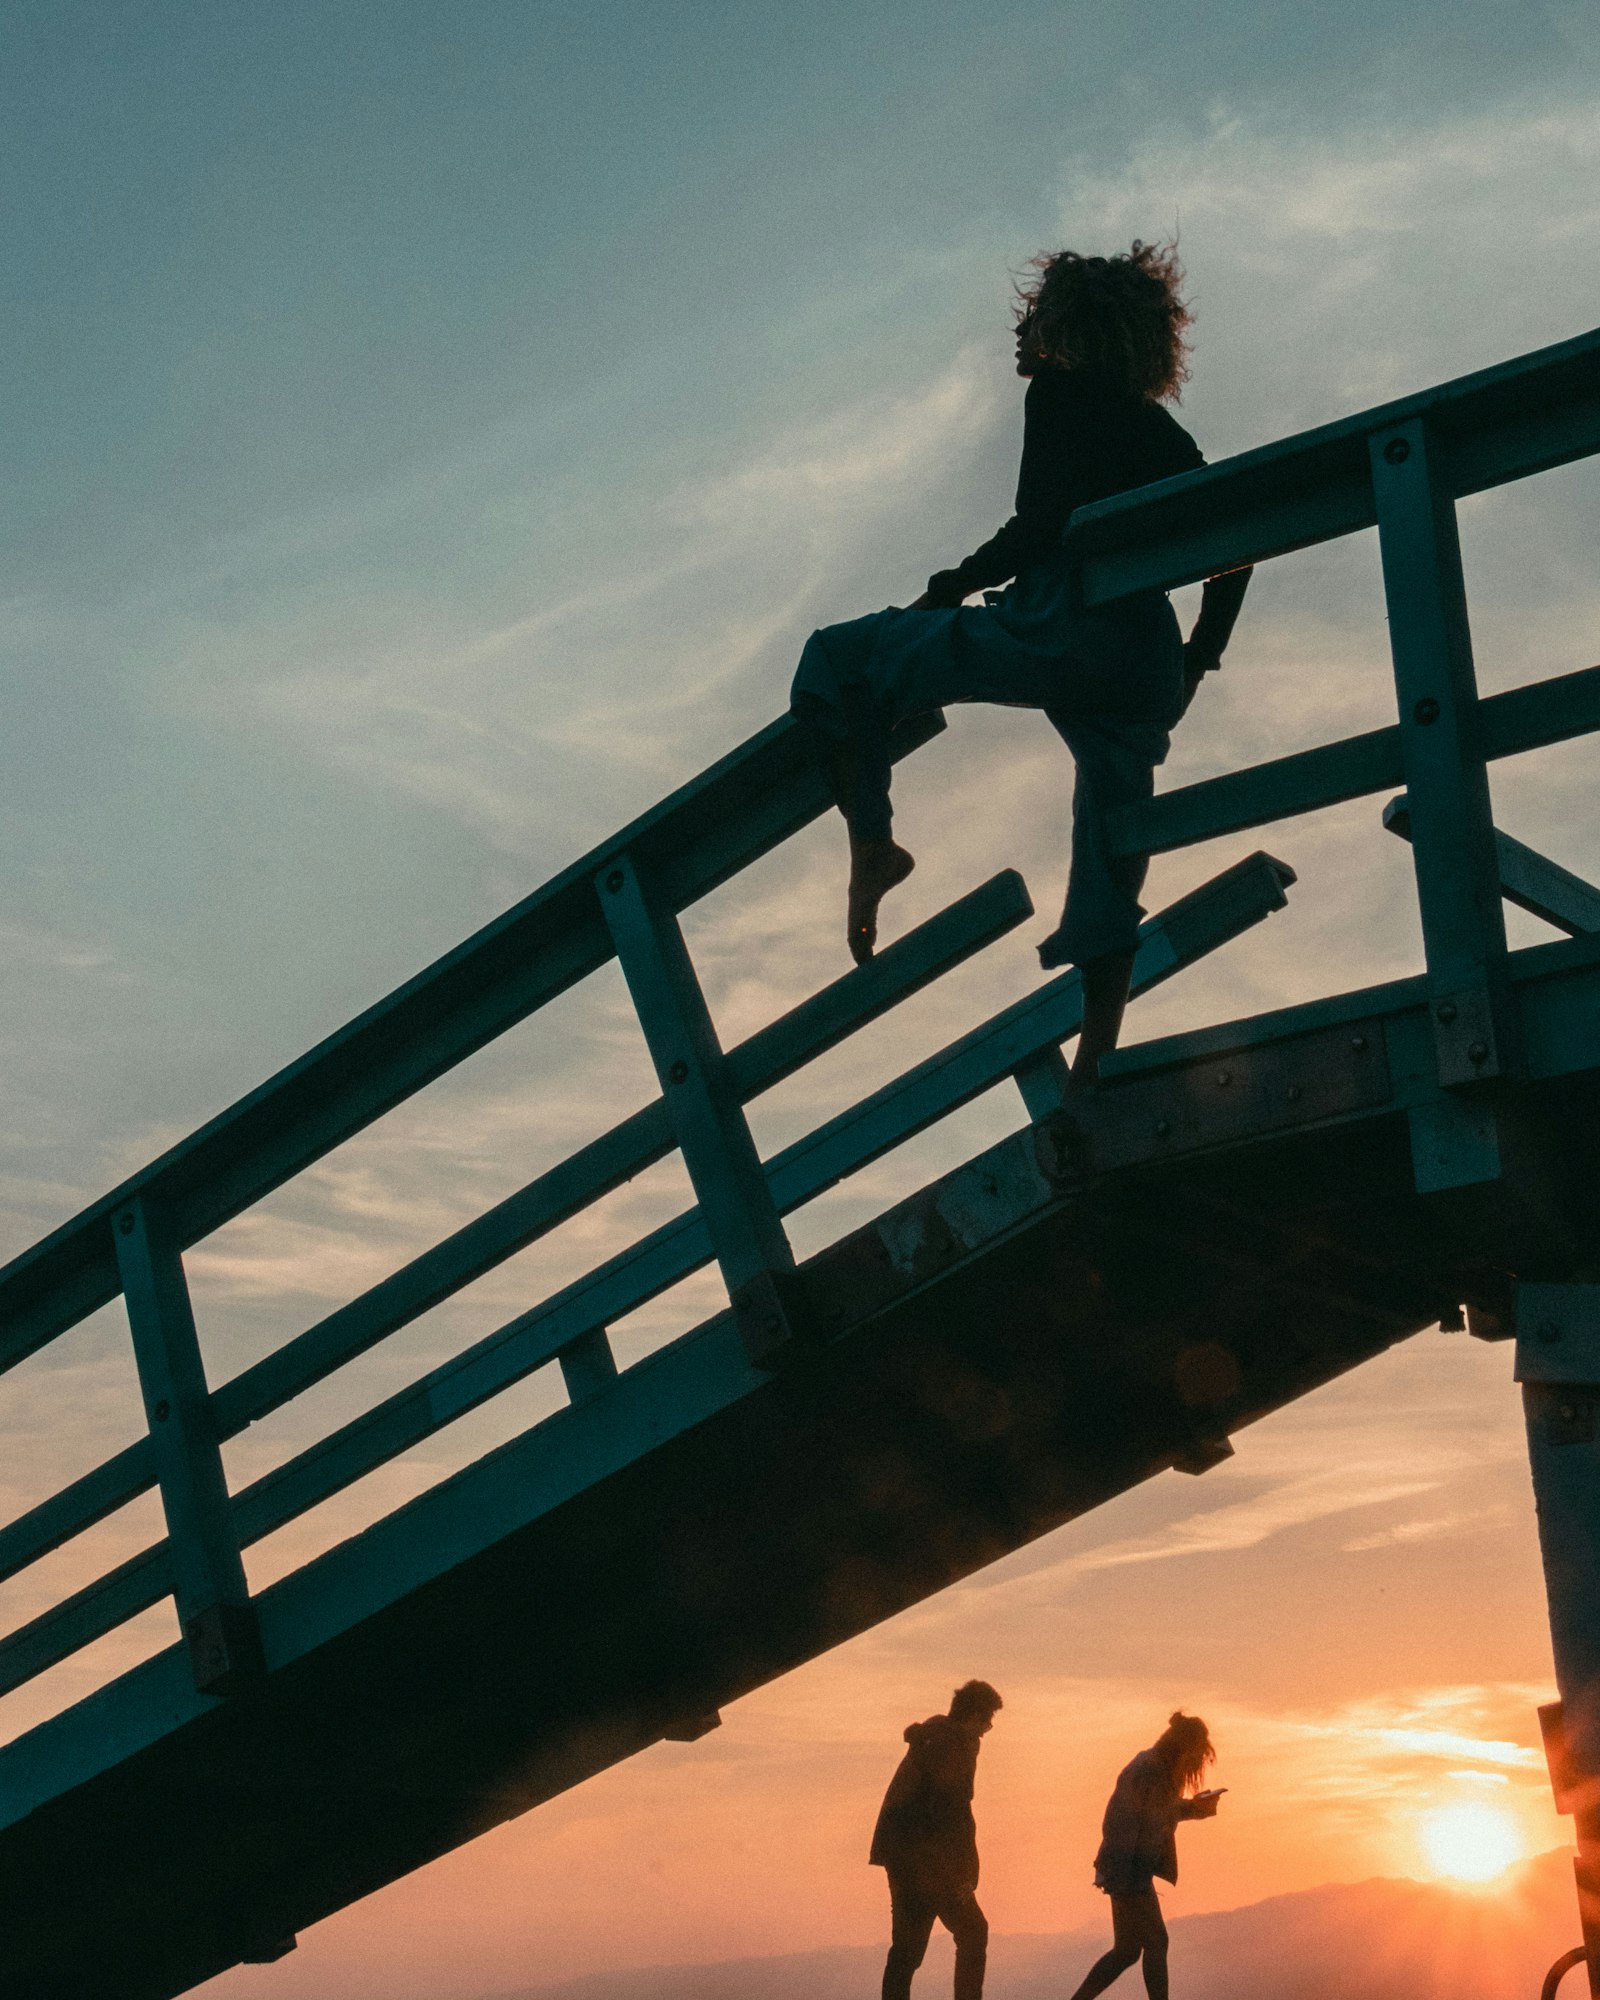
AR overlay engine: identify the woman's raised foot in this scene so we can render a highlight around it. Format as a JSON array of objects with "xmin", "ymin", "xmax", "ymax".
[{"xmin": 846, "ymin": 839, "xmax": 915, "ymax": 964}]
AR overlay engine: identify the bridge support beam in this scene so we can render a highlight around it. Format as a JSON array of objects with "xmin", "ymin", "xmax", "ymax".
[
  {"xmin": 597, "ymin": 851, "xmax": 807, "ymax": 1365},
  {"xmin": 1517, "ymin": 1282, "xmax": 1600, "ymax": 1996},
  {"xmin": 114, "ymin": 1194, "xmax": 261, "ymax": 1694}
]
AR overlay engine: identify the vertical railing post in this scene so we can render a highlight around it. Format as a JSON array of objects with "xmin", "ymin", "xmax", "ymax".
[
  {"xmin": 1370, "ymin": 417, "xmax": 1515, "ymax": 1088},
  {"xmin": 115, "ymin": 1194, "xmax": 261, "ymax": 1693},
  {"xmin": 1516, "ymin": 1283, "xmax": 1600, "ymax": 1997},
  {"xmin": 596, "ymin": 851, "xmax": 807, "ymax": 1365}
]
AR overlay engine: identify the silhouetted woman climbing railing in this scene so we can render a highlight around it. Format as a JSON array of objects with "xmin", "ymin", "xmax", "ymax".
[{"xmin": 791, "ymin": 242, "xmax": 1252, "ymax": 1081}]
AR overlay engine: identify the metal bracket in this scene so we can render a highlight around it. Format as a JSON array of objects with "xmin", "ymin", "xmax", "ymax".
[
  {"xmin": 1517, "ymin": 1285, "xmax": 1600, "ymax": 1387},
  {"xmin": 184, "ymin": 1601, "xmax": 265, "ymax": 1696},
  {"xmin": 730, "ymin": 1266, "xmax": 815, "ymax": 1368}
]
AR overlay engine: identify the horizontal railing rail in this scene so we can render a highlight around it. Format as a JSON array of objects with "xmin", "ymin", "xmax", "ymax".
[
  {"xmin": 1067, "ymin": 322, "xmax": 1600, "ymax": 605},
  {"xmin": 3, "ymin": 320, "xmax": 1598, "ymax": 1714},
  {"xmin": 1108, "ymin": 660, "xmax": 1600, "ymax": 860}
]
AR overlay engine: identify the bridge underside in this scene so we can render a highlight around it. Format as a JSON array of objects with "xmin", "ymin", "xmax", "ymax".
[{"xmin": 6, "ymin": 939, "xmax": 1600, "ymax": 2000}]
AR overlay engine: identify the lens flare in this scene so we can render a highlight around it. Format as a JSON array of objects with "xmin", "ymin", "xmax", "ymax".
[{"xmin": 1418, "ymin": 1802, "xmax": 1525, "ymax": 1881}]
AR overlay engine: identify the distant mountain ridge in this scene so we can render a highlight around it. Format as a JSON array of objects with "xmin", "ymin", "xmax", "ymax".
[{"xmin": 487, "ymin": 1847, "xmax": 1581, "ymax": 2000}]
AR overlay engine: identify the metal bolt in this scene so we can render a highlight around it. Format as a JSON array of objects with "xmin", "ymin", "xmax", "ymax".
[
  {"xmin": 1350, "ymin": 1035, "xmax": 1367, "ymax": 1052},
  {"xmin": 118, "ymin": 1212, "xmax": 135, "ymax": 1236},
  {"xmin": 1155, "ymin": 1118, "xmax": 1172, "ymax": 1138},
  {"xmin": 1413, "ymin": 697, "xmax": 1440, "ymax": 725},
  {"xmin": 1468, "ymin": 1040, "xmax": 1489, "ymax": 1065},
  {"xmin": 153, "ymin": 1399, "xmax": 170, "ymax": 1423},
  {"xmin": 1561, "ymin": 1404, "xmax": 1578, "ymax": 1423},
  {"xmin": 668, "ymin": 1059, "xmax": 690, "ymax": 1084},
  {"xmin": 1215, "ymin": 1069, "xmax": 1232, "ymax": 1087},
  {"xmin": 1287, "ymin": 1084, "xmax": 1303, "ymax": 1103},
  {"xmin": 1384, "ymin": 436, "xmax": 1411, "ymax": 465},
  {"xmin": 604, "ymin": 868, "xmax": 625, "ymax": 893},
  {"xmin": 1436, "ymin": 1002, "xmax": 1458, "ymax": 1025}
]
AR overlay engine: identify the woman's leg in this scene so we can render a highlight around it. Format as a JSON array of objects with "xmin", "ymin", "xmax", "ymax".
[
  {"xmin": 1137, "ymin": 1897, "xmax": 1169, "ymax": 2000},
  {"xmin": 792, "ymin": 621, "xmax": 928, "ymax": 964},
  {"xmin": 1038, "ymin": 719, "xmax": 1163, "ymax": 1078},
  {"xmin": 1067, "ymin": 1892, "xmax": 1158, "ymax": 2000},
  {"xmin": 1073, "ymin": 949, "xmax": 1137, "ymax": 1084},
  {"xmin": 1033, "ymin": 593, "xmax": 1184, "ymax": 1067}
]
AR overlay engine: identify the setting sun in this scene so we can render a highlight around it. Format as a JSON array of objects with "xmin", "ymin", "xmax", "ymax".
[{"xmin": 1419, "ymin": 1803, "xmax": 1526, "ymax": 1883}]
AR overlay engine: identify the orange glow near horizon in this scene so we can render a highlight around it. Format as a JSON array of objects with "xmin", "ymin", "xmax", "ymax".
[{"xmin": 1418, "ymin": 1803, "xmax": 1527, "ymax": 1883}]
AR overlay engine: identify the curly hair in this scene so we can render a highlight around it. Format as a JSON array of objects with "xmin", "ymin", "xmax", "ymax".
[{"xmin": 1014, "ymin": 241, "xmax": 1192, "ymax": 402}]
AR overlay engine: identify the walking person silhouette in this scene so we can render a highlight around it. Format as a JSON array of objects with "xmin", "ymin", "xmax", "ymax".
[
  {"xmin": 869, "ymin": 1679, "xmax": 1003, "ymax": 2000},
  {"xmin": 1067, "ymin": 1712, "xmax": 1223, "ymax": 2000},
  {"xmin": 790, "ymin": 243, "xmax": 1251, "ymax": 1082}
]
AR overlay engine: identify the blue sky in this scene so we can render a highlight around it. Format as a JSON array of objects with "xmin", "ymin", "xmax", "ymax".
[
  {"xmin": 3, "ymin": 0, "xmax": 1597, "ymax": 1170},
  {"xmin": 3, "ymin": 4, "xmax": 1600, "ymax": 1992}
]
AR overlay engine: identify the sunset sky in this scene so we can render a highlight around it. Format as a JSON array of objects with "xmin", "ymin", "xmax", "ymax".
[{"xmin": 3, "ymin": 3, "xmax": 1600, "ymax": 1996}]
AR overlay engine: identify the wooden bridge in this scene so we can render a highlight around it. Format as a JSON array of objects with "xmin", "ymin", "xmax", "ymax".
[{"xmin": 4, "ymin": 326, "xmax": 1600, "ymax": 1999}]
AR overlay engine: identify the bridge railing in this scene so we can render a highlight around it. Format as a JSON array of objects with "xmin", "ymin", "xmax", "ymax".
[{"xmin": 0, "ymin": 323, "xmax": 1597, "ymax": 1711}]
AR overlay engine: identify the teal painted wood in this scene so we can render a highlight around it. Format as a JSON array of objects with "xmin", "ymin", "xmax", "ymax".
[
  {"xmin": 113, "ymin": 1196, "xmax": 258, "ymax": 1692},
  {"xmin": 1012, "ymin": 1048, "xmax": 1075, "ymax": 1119},
  {"xmin": 1069, "ymin": 323, "xmax": 1600, "ymax": 606},
  {"xmin": 1384, "ymin": 794, "xmax": 1600, "ymax": 938},
  {"xmin": 1492, "ymin": 844, "xmax": 1600, "ymax": 939},
  {"xmin": 1109, "ymin": 661, "xmax": 1600, "ymax": 862},
  {"xmin": 0, "ymin": 852, "xmax": 1292, "ymax": 1698},
  {"xmin": 557, "ymin": 1329, "xmax": 620, "ymax": 1403},
  {"xmin": 0, "ymin": 709, "xmax": 946, "ymax": 1379},
  {"xmin": 597, "ymin": 849, "xmax": 800, "ymax": 1343},
  {"xmin": 1371, "ymin": 418, "xmax": 1513, "ymax": 1087},
  {"xmin": 0, "ymin": 871, "xmax": 1030, "ymax": 1590},
  {"xmin": 1105, "ymin": 927, "xmax": 1600, "ymax": 1090}
]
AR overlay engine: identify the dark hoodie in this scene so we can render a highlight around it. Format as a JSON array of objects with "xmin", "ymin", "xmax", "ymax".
[{"xmin": 869, "ymin": 1713, "xmax": 985, "ymax": 1889}]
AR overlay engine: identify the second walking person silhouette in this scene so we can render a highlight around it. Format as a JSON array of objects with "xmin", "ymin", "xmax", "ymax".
[
  {"xmin": 1067, "ymin": 1712, "xmax": 1222, "ymax": 2000},
  {"xmin": 870, "ymin": 1679, "xmax": 1004, "ymax": 2000}
]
